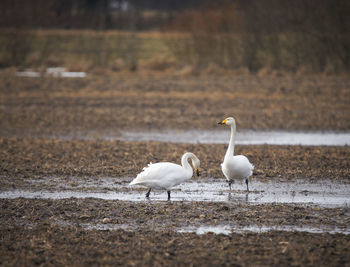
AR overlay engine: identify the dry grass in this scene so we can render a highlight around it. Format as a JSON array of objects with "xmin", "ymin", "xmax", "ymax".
[
  {"xmin": 0, "ymin": 29, "xmax": 176, "ymax": 72},
  {"xmin": 2, "ymin": 29, "xmax": 349, "ymax": 74}
]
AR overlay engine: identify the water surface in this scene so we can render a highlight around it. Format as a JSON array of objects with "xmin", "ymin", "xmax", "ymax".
[
  {"xmin": 176, "ymin": 224, "xmax": 350, "ymax": 235},
  {"xmin": 16, "ymin": 67, "xmax": 86, "ymax": 78},
  {"xmin": 119, "ymin": 130, "xmax": 350, "ymax": 146},
  {"xmin": 1, "ymin": 178, "xmax": 349, "ymax": 207}
]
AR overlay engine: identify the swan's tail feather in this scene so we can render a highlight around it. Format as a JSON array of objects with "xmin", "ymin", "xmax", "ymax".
[
  {"xmin": 129, "ymin": 179, "xmax": 138, "ymax": 185},
  {"xmin": 129, "ymin": 162, "xmax": 153, "ymax": 185},
  {"xmin": 250, "ymin": 163, "xmax": 254, "ymax": 176}
]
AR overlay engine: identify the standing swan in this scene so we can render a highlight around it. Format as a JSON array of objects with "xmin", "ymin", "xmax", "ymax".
[
  {"xmin": 218, "ymin": 117, "xmax": 254, "ymax": 192},
  {"xmin": 129, "ymin": 152, "xmax": 200, "ymax": 200}
]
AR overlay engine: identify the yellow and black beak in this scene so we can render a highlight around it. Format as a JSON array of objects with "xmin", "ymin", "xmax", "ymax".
[
  {"xmin": 218, "ymin": 119, "xmax": 226, "ymax": 125},
  {"xmin": 196, "ymin": 168, "xmax": 200, "ymax": 176}
]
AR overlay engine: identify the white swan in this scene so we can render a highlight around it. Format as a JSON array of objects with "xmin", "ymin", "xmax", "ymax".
[
  {"xmin": 129, "ymin": 152, "xmax": 200, "ymax": 200},
  {"xmin": 218, "ymin": 117, "xmax": 254, "ymax": 192}
]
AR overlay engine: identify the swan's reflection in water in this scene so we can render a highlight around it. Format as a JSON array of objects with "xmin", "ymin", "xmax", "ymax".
[{"xmin": 227, "ymin": 192, "xmax": 249, "ymax": 202}]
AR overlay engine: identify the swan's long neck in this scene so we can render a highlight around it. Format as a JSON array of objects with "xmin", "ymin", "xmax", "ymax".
[
  {"xmin": 225, "ymin": 123, "xmax": 236, "ymax": 160},
  {"xmin": 181, "ymin": 152, "xmax": 195, "ymax": 175}
]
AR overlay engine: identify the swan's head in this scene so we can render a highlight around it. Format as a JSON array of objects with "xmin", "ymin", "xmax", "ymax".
[
  {"xmin": 218, "ymin": 117, "xmax": 235, "ymax": 126},
  {"xmin": 191, "ymin": 157, "xmax": 201, "ymax": 176},
  {"xmin": 182, "ymin": 152, "xmax": 201, "ymax": 176}
]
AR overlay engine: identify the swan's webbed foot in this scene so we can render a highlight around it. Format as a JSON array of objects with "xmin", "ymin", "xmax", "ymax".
[
  {"xmin": 146, "ymin": 188, "xmax": 152, "ymax": 198},
  {"xmin": 228, "ymin": 181, "xmax": 232, "ymax": 190},
  {"xmin": 167, "ymin": 191, "xmax": 171, "ymax": 201},
  {"xmin": 245, "ymin": 179, "xmax": 249, "ymax": 192}
]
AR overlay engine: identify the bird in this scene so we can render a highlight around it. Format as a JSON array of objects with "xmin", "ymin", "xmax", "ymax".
[
  {"xmin": 218, "ymin": 117, "xmax": 254, "ymax": 192},
  {"xmin": 129, "ymin": 152, "xmax": 200, "ymax": 200}
]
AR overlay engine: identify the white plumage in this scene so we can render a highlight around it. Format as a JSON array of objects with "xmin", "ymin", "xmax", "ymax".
[
  {"xmin": 129, "ymin": 152, "xmax": 200, "ymax": 200},
  {"xmin": 221, "ymin": 155, "xmax": 253, "ymax": 181},
  {"xmin": 218, "ymin": 117, "xmax": 254, "ymax": 191}
]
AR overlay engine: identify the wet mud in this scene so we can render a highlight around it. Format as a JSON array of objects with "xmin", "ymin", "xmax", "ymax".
[{"xmin": 1, "ymin": 198, "xmax": 350, "ymax": 266}]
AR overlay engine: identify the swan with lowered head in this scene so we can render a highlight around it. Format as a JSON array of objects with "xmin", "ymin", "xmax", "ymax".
[
  {"xmin": 129, "ymin": 152, "xmax": 200, "ymax": 200},
  {"xmin": 218, "ymin": 117, "xmax": 254, "ymax": 192}
]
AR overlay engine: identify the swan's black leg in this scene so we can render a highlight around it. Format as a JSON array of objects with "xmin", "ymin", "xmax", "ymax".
[
  {"xmin": 146, "ymin": 188, "xmax": 152, "ymax": 198},
  {"xmin": 245, "ymin": 179, "xmax": 249, "ymax": 192},
  {"xmin": 228, "ymin": 181, "xmax": 232, "ymax": 190},
  {"xmin": 167, "ymin": 191, "xmax": 171, "ymax": 201}
]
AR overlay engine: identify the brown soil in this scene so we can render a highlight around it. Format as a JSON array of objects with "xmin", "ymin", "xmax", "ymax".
[
  {"xmin": 1, "ymin": 138, "xmax": 350, "ymax": 189},
  {"xmin": 1, "ymin": 74, "xmax": 350, "ymax": 137},
  {"xmin": 1, "ymin": 74, "xmax": 350, "ymax": 266}
]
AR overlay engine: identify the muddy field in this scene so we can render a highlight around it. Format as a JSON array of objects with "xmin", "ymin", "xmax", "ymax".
[
  {"xmin": 1, "ymin": 198, "xmax": 350, "ymax": 266},
  {"xmin": 1, "ymin": 73, "xmax": 350, "ymax": 266},
  {"xmin": 1, "ymin": 73, "xmax": 350, "ymax": 137}
]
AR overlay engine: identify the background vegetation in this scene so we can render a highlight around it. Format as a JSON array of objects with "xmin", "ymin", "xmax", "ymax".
[{"xmin": 0, "ymin": 0, "xmax": 349, "ymax": 73}]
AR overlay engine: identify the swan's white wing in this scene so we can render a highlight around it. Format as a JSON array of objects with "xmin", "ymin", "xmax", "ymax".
[
  {"xmin": 222, "ymin": 155, "xmax": 253, "ymax": 180},
  {"xmin": 130, "ymin": 162, "xmax": 190, "ymax": 189}
]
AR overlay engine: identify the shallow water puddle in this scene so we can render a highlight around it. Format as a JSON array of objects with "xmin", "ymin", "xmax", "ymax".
[
  {"xmin": 16, "ymin": 67, "xmax": 87, "ymax": 78},
  {"xmin": 27, "ymin": 176, "xmax": 130, "ymax": 189},
  {"xmin": 0, "ymin": 178, "xmax": 349, "ymax": 207},
  {"xmin": 176, "ymin": 225, "xmax": 350, "ymax": 235},
  {"xmin": 178, "ymin": 225, "xmax": 232, "ymax": 235},
  {"xmin": 69, "ymin": 130, "xmax": 350, "ymax": 146},
  {"xmin": 53, "ymin": 220, "xmax": 350, "ymax": 235},
  {"xmin": 5, "ymin": 130, "xmax": 350, "ymax": 146},
  {"xmin": 119, "ymin": 130, "xmax": 350, "ymax": 146}
]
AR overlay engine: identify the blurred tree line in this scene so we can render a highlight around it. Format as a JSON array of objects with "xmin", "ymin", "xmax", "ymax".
[
  {"xmin": 0, "ymin": 0, "xmax": 203, "ymax": 30},
  {"xmin": 0, "ymin": 0, "xmax": 349, "ymax": 72},
  {"xmin": 163, "ymin": 0, "xmax": 350, "ymax": 72}
]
